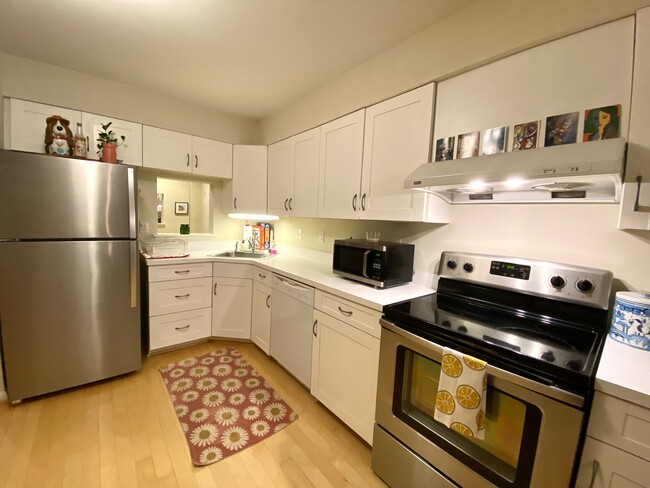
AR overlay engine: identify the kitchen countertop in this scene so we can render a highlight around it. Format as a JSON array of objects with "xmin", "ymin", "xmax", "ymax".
[
  {"xmin": 595, "ymin": 336, "xmax": 650, "ymax": 408},
  {"xmin": 143, "ymin": 249, "xmax": 434, "ymax": 311}
]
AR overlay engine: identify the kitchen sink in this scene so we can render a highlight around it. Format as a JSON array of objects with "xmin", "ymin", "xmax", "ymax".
[{"xmin": 209, "ymin": 251, "xmax": 270, "ymax": 259}]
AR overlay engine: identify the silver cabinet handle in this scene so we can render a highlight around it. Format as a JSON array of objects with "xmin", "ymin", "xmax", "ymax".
[
  {"xmin": 352, "ymin": 194, "xmax": 357, "ymax": 211},
  {"xmin": 266, "ymin": 294, "xmax": 271, "ymax": 308},
  {"xmin": 288, "ymin": 198, "xmax": 292, "ymax": 211},
  {"xmin": 284, "ymin": 198, "xmax": 288, "ymax": 211},
  {"xmin": 313, "ymin": 319, "xmax": 318, "ymax": 337},
  {"xmin": 174, "ymin": 270, "xmax": 191, "ymax": 275},
  {"xmin": 194, "ymin": 154, "xmax": 198, "ymax": 168},
  {"xmin": 338, "ymin": 306, "xmax": 353, "ymax": 316},
  {"xmin": 258, "ymin": 272, "xmax": 267, "ymax": 279},
  {"xmin": 174, "ymin": 294, "xmax": 190, "ymax": 299},
  {"xmin": 186, "ymin": 153, "xmax": 190, "ymax": 167},
  {"xmin": 588, "ymin": 460, "xmax": 599, "ymax": 488},
  {"xmin": 361, "ymin": 193, "xmax": 366, "ymax": 211},
  {"xmin": 234, "ymin": 197, "xmax": 237, "ymax": 209},
  {"xmin": 634, "ymin": 175, "xmax": 643, "ymax": 211},
  {"xmin": 214, "ymin": 283, "xmax": 218, "ymax": 295},
  {"xmin": 175, "ymin": 325, "xmax": 190, "ymax": 331}
]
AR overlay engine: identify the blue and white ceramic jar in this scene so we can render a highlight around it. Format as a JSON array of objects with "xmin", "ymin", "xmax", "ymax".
[{"xmin": 610, "ymin": 291, "xmax": 650, "ymax": 351}]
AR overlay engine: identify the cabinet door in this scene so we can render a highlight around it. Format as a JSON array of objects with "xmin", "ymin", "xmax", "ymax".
[
  {"xmin": 5, "ymin": 98, "xmax": 81, "ymax": 154},
  {"xmin": 619, "ymin": 6, "xmax": 650, "ymax": 230},
  {"xmin": 311, "ymin": 309, "xmax": 380, "ymax": 445},
  {"xmin": 211, "ymin": 277, "xmax": 252, "ymax": 338},
  {"xmin": 576, "ymin": 436, "xmax": 650, "ymax": 488},
  {"xmin": 317, "ymin": 110, "xmax": 365, "ymax": 219},
  {"xmin": 192, "ymin": 136, "xmax": 232, "ymax": 178},
  {"xmin": 229, "ymin": 145, "xmax": 268, "ymax": 214},
  {"xmin": 82, "ymin": 112, "xmax": 143, "ymax": 166},
  {"xmin": 142, "ymin": 126, "xmax": 192, "ymax": 173},
  {"xmin": 291, "ymin": 127, "xmax": 321, "ymax": 218},
  {"xmin": 267, "ymin": 138, "xmax": 293, "ymax": 216},
  {"xmin": 251, "ymin": 282, "xmax": 272, "ymax": 354}
]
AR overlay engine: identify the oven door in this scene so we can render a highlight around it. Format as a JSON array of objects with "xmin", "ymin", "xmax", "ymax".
[{"xmin": 374, "ymin": 319, "xmax": 585, "ymax": 488}]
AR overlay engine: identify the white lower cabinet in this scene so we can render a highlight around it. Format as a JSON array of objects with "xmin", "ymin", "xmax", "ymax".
[
  {"xmin": 311, "ymin": 292, "xmax": 381, "ymax": 445},
  {"xmin": 251, "ymin": 268, "xmax": 272, "ymax": 354},
  {"xmin": 146, "ymin": 262, "xmax": 213, "ymax": 353},
  {"xmin": 576, "ymin": 391, "xmax": 650, "ymax": 487},
  {"xmin": 211, "ymin": 263, "xmax": 253, "ymax": 339}
]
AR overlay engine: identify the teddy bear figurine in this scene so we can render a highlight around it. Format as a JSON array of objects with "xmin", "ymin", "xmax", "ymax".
[{"xmin": 44, "ymin": 115, "xmax": 74, "ymax": 156}]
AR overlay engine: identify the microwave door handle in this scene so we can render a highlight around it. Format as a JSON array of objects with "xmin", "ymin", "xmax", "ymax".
[{"xmin": 362, "ymin": 250, "xmax": 371, "ymax": 278}]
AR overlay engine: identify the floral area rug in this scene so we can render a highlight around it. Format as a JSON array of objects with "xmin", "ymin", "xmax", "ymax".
[{"xmin": 160, "ymin": 347, "xmax": 298, "ymax": 466}]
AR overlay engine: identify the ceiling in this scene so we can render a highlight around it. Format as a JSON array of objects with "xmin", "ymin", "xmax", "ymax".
[{"xmin": 0, "ymin": 0, "xmax": 476, "ymax": 120}]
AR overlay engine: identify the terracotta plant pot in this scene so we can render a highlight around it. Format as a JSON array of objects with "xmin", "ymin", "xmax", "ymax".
[{"xmin": 101, "ymin": 143, "xmax": 117, "ymax": 164}]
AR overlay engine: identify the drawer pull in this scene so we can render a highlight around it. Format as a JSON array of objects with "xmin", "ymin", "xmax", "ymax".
[
  {"xmin": 634, "ymin": 175, "xmax": 642, "ymax": 211},
  {"xmin": 258, "ymin": 272, "xmax": 267, "ymax": 279},
  {"xmin": 175, "ymin": 325, "xmax": 190, "ymax": 331},
  {"xmin": 266, "ymin": 294, "xmax": 271, "ymax": 308},
  {"xmin": 214, "ymin": 283, "xmax": 218, "ymax": 295},
  {"xmin": 313, "ymin": 319, "xmax": 318, "ymax": 337},
  {"xmin": 587, "ymin": 460, "xmax": 599, "ymax": 488},
  {"xmin": 174, "ymin": 293, "xmax": 190, "ymax": 299},
  {"xmin": 338, "ymin": 306, "xmax": 353, "ymax": 317},
  {"xmin": 174, "ymin": 270, "xmax": 191, "ymax": 275}
]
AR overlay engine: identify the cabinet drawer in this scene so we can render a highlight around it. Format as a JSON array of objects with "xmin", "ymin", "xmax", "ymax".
[
  {"xmin": 576, "ymin": 436, "xmax": 650, "ymax": 488},
  {"xmin": 149, "ymin": 277, "xmax": 212, "ymax": 316},
  {"xmin": 150, "ymin": 307, "xmax": 211, "ymax": 351},
  {"xmin": 149, "ymin": 262, "xmax": 212, "ymax": 282},
  {"xmin": 213, "ymin": 262, "xmax": 252, "ymax": 279},
  {"xmin": 253, "ymin": 266, "xmax": 272, "ymax": 285},
  {"xmin": 588, "ymin": 391, "xmax": 650, "ymax": 461},
  {"xmin": 314, "ymin": 290, "xmax": 382, "ymax": 338}
]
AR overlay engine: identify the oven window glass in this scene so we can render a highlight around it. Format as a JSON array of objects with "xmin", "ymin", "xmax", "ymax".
[{"xmin": 396, "ymin": 348, "xmax": 540, "ymax": 487}]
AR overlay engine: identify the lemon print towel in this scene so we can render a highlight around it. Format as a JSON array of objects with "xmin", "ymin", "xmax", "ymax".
[{"xmin": 433, "ymin": 347, "xmax": 487, "ymax": 440}]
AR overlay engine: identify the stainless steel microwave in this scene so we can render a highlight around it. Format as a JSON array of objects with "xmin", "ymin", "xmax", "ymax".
[{"xmin": 332, "ymin": 239, "xmax": 415, "ymax": 288}]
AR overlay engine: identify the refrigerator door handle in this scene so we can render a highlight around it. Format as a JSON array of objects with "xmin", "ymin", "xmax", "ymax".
[
  {"xmin": 127, "ymin": 168, "xmax": 137, "ymax": 239},
  {"xmin": 130, "ymin": 241, "xmax": 138, "ymax": 308}
]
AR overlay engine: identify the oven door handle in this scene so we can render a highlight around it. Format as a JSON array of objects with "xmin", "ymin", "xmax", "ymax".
[{"xmin": 380, "ymin": 318, "xmax": 584, "ymax": 408}]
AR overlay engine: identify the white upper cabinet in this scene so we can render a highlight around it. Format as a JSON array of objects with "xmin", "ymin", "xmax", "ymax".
[
  {"xmin": 318, "ymin": 110, "xmax": 365, "ymax": 219},
  {"xmin": 291, "ymin": 127, "xmax": 321, "ymax": 218},
  {"xmin": 619, "ymin": 7, "xmax": 650, "ymax": 230},
  {"xmin": 267, "ymin": 138, "xmax": 293, "ymax": 216},
  {"xmin": 82, "ymin": 112, "xmax": 143, "ymax": 166},
  {"xmin": 4, "ymin": 98, "xmax": 81, "ymax": 154},
  {"xmin": 143, "ymin": 126, "xmax": 232, "ymax": 178},
  {"xmin": 267, "ymin": 127, "xmax": 321, "ymax": 218},
  {"xmin": 192, "ymin": 136, "xmax": 233, "ymax": 179},
  {"xmin": 223, "ymin": 145, "xmax": 268, "ymax": 214},
  {"xmin": 361, "ymin": 83, "xmax": 449, "ymax": 222}
]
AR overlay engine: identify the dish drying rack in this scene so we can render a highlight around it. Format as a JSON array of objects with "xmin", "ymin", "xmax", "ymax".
[{"xmin": 139, "ymin": 235, "xmax": 189, "ymax": 259}]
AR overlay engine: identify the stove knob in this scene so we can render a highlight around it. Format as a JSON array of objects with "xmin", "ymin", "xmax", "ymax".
[
  {"xmin": 463, "ymin": 262, "xmax": 474, "ymax": 273},
  {"xmin": 540, "ymin": 351, "xmax": 556, "ymax": 363},
  {"xmin": 550, "ymin": 275, "xmax": 566, "ymax": 288},
  {"xmin": 576, "ymin": 279, "xmax": 594, "ymax": 293},
  {"xmin": 447, "ymin": 260, "xmax": 457, "ymax": 270},
  {"xmin": 565, "ymin": 360, "xmax": 582, "ymax": 371}
]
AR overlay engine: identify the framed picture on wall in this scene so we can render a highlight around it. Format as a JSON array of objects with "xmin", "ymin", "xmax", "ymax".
[{"xmin": 175, "ymin": 201, "xmax": 189, "ymax": 215}]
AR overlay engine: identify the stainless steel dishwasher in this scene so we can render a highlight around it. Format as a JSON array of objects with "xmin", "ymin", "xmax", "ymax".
[{"xmin": 270, "ymin": 274, "xmax": 315, "ymax": 388}]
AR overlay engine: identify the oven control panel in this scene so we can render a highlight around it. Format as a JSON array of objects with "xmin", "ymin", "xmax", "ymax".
[{"xmin": 439, "ymin": 251, "xmax": 613, "ymax": 309}]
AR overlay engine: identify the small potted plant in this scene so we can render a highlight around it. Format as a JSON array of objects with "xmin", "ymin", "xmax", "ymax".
[{"xmin": 97, "ymin": 122, "xmax": 125, "ymax": 164}]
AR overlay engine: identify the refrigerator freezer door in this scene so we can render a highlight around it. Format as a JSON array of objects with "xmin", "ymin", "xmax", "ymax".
[
  {"xmin": 0, "ymin": 150, "xmax": 136, "ymax": 240},
  {"xmin": 0, "ymin": 240, "xmax": 141, "ymax": 402}
]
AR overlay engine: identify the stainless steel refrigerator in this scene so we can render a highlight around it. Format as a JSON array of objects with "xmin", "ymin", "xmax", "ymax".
[{"xmin": 0, "ymin": 149, "xmax": 141, "ymax": 403}]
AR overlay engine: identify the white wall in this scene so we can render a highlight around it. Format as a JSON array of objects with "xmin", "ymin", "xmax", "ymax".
[
  {"xmin": 259, "ymin": 0, "xmax": 650, "ymax": 144},
  {"xmin": 1, "ymin": 55, "xmax": 259, "ymax": 145}
]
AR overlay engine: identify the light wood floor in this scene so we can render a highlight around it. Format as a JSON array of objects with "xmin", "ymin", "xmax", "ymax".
[{"xmin": 0, "ymin": 341, "xmax": 388, "ymax": 488}]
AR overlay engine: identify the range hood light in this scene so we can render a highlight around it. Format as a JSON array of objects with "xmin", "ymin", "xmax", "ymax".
[
  {"xmin": 468, "ymin": 180, "xmax": 488, "ymax": 190},
  {"xmin": 505, "ymin": 178, "xmax": 526, "ymax": 189}
]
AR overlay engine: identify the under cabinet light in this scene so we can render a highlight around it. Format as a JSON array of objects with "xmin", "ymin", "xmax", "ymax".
[{"xmin": 227, "ymin": 213, "xmax": 279, "ymax": 221}]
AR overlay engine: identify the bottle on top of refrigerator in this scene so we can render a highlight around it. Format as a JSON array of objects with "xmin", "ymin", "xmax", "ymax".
[{"xmin": 73, "ymin": 123, "xmax": 87, "ymax": 158}]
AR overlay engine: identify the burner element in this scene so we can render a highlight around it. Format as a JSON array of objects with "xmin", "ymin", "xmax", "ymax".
[
  {"xmin": 540, "ymin": 351, "xmax": 556, "ymax": 363},
  {"xmin": 565, "ymin": 360, "xmax": 583, "ymax": 371}
]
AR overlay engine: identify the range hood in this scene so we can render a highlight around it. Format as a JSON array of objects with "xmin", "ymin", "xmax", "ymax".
[{"xmin": 405, "ymin": 137, "xmax": 626, "ymax": 203}]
